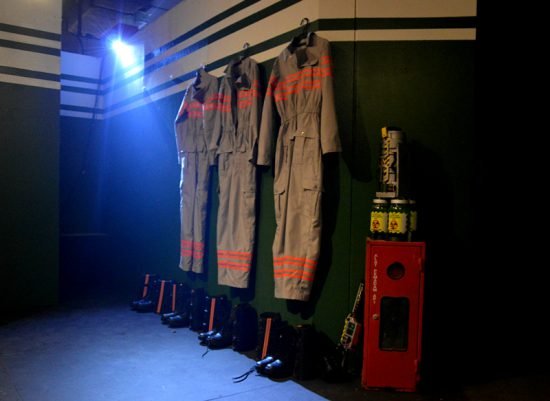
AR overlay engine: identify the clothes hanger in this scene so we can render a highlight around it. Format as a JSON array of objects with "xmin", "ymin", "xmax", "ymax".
[
  {"xmin": 195, "ymin": 63, "xmax": 206, "ymax": 85},
  {"xmin": 290, "ymin": 18, "xmax": 311, "ymax": 48},
  {"xmin": 239, "ymin": 42, "xmax": 250, "ymax": 61},
  {"xmin": 232, "ymin": 42, "xmax": 250, "ymax": 68}
]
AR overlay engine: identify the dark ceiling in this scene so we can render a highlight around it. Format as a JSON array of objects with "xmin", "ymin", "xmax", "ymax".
[{"xmin": 62, "ymin": 0, "xmax": 183, "ymax": 57}]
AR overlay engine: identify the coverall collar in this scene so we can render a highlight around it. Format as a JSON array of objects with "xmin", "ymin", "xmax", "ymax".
[
  {"xmin": 284, "ymin": 32, "xmax": 320, "ymax": 69},
  {"xmin": 192, "ymin": 68, "xmax": 213, "ymax": 103},
  {"xmin": 225, "ymin": 57, "xmax": 253, "ymax": 90}
]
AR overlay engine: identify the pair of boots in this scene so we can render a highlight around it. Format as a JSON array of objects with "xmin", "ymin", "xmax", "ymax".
[
  {"xmin": 232, "ymin": 355, "xmax": 289, "ymax": 383},
  {"xmin": 197, "ymin": 328, "xmax": 232, "ymax": 349},
  {"xmin": 196, "ymin": 295, "xmax": 232, "ymax": 349},
  {"xmin": 161, "ymin": 287, "xmax": 204, "ymax": 328}
]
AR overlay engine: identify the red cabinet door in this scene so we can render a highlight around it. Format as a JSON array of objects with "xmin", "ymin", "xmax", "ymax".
[{"xmin": 362, "ymin": 240, "xmax": 425, "ymax": 392}]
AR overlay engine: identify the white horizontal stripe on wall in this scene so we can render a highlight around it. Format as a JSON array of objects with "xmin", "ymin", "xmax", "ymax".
[
  {"xmin": 61, "ymin": 52, "xmax": 102, "ymax": 78},
  {"xmin": 0, "ymin": 72, "xmax": 59, "ymax": 90},
  {"xmin": 0, "ymin": 47, "xmax": 59, "ymax": 75},
  {"xmin": 356, "ymin": 28, "xmax": 476, "ymax": 41},
  {"xmin": 108, "ymin": 0, "xmax": 318, "ymax": 99},
  {"xmin": 138, "ymin": 0, "xmax": 280, "ymax": 72},
  {"xmin": 319, "ymin": 0, "xmax": 355, "ymax": 18},
  {"xmin": 0, "ymin": 0, "xmax": 62, "ymax": 35},
  {"xmin": 357, "ymin": 0, "xmax": 477, "ymax": 18},
  {"xmin": 133, "ymin": 0, "xmax": 243, "ymax": 59},
  {"xmin": 61, "ymin": 91, "xmax": 99, "ymax": 108},
  {"xmin": 87, "ymin": 0, "xmax": 479, "ymax": 119},
  {"xmin": 60, "ymin": 109, "xmax": 98, "ymax": 119},
  {"xmin": 60, "ymin": 52, "xmax": 103, "ymax": 116}
]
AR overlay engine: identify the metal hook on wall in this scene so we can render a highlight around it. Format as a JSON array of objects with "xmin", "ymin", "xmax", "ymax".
[
  {"xmin": 299, "ymin": 17, "xmax": 310, "ymax": 39},
  {"xmin": 239, "ymin": 42, "xmax": 251, "ymax": 60}
]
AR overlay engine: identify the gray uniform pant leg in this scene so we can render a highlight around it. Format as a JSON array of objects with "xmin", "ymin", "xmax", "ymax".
[
  {"xmin": 179, "ymin": 151, "xmax": 210, "ymax": 273},
  {"xmin": 217, "ymin": 152, "xmax": 256, "ymax": 288},
  {"xmin": 273, "ymin": 133, "xmax": 323, "ymax": 301}
]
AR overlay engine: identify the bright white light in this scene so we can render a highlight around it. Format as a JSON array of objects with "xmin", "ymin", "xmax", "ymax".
[{"xmin": 110, "ymin": 39, "xmax": 137, "ymax": 68}]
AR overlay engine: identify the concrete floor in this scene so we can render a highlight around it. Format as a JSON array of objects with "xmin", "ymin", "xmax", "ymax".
[{"xmin": 1, "ymin": 299, "xmax": 549, "ymax": 401}]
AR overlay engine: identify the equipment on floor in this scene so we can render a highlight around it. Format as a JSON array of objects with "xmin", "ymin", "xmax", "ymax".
[
  {"xmin": 362, "ymin": 240, "xmax": 426, "ymax": 392},
  {"xmin": 293, "ymin": 324, "xmax": 318, "ymax": 380},
  {"xmin": 340, "ymin": 282, "xmax": 364, "ymax": 352},
  {"xmin": 231, "ymin": 303, "xmax": 258, "ymax": 352},
  {"xmin": 188, "ymin": 288, "xmax": 206, "ymax": 331}
]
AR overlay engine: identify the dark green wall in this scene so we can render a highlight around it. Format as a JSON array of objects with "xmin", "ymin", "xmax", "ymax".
[
  {"xmin": 59, "ymin": 39, "xmax": 478, "ymax": 382},
  {"xmin": 59, "ymin": 116, "xmax": 110, "ymax": 300},
  {"xmin": 350, "ymin": 41, "xmax": 477, "ymax": 385},
  {"xmin": 0, "ymin": 82, "xmax": 59, "ymax": 319}
]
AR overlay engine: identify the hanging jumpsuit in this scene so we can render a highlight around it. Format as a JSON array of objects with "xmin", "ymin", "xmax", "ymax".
[
  {"xmin": 257, "ymin": 33, "xmax": 341, "ymax": 301},
  {"xmin": 175, "ymin": 69, "xmax": 219, "ymax": 273},
  {"xmin": 211, "ymin": 57, "xmax": 261, "ymax": 288}
]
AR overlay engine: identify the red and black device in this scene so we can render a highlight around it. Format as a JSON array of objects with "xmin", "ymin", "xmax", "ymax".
[
  {"xmin": 340, "ymin": 282, "xmax": 364, "ymax": 352},
  {"xmin": 362, "ymin": 239, "xmax": 426, "ymax": 392}
]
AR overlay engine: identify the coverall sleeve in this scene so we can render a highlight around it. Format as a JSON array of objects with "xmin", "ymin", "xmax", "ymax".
[
  {"xmin": 203, "ymin": 80, "xmax": 220, "ymax": 166},
  {"xmin": 209, "ymin": 80, "xmax": 225, "ymax": 165},
  {"xmin": 257, "ymin": 61, "xmax": 279, "ymax": 166},
  {"xmin": 247, "ymin": 62, "xmax": 261, "ymax": 163},
  {"xmin": 174, "ymin": 88, "xmax": 190, "ymax": 165},
  {"xmin": 320, "ymin": 43, "xmax": 341, "ymax": 154}
]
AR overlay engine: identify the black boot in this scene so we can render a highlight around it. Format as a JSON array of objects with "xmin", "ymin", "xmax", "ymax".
[
  {"xmin": 232, "ymin": 303, "xmax": 258, "ymax": 352},
  {"xmin": 161, "ymin": 283, "xmax": 190, "ymax": 324},
  {"xmin": 133, "ymin": 276, "xmax": 162, "ymax": 313},
  {"xmin": 167, "ymin": 312, "xmax": 190, "ymax": 328},
  {"xmin": 130, "ymin": 274, "xmax": 159, "ymax": 310},
  {"xmin": 153, "ymin": 280, "xmax": 175, "ymax": 315},
  {"xmin": 188, "ymin": 288, "xmax": 206, "ymax": 331}
]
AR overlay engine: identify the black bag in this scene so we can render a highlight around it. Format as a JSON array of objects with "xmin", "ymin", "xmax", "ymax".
[
  {"xmin": 256, "ymin": 312, "xmax": 283, "ymax": 360},
  {"xmin": 293, "ymin": 324, "xmax": 319, "ymax": 380},
  {"xmin": 232, "ymin": 303, "xmax": 258, "ymax": 352},
  {"xmin": 199, "ymin": 295, "xmax": 231, "ymax": 333},
  {"xmin": 171, "ymin": 282, "xmax": 191, "ymax": 313},
  {"xmin": 188, "ymin": 288, "xmax": 206, "ymax": 331}
]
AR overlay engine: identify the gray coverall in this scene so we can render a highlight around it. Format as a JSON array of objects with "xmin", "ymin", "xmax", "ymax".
[
  {"xmin": 210, "ymin": 57, "xmax": 261, "ymax": 288},
  {"xmin": 257, "ymin": 33, "xmax": 341, "ymax": 301},
  {"xmin": 175, "ymin": 69, "xmax": 218, "ymax": 273}
]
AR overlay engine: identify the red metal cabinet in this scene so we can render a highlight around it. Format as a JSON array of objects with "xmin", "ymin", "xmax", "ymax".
[{"xmin": 362, "ymin": 240, "xmax": 426, "ymax": 392}]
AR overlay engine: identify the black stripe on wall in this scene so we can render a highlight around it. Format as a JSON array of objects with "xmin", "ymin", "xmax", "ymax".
[
  {"xmin": 0, "ymin": 65, "xmax": 59, "ymax": 82},
  {"xmin": 60, "ymin": 73, "xmax": 101, "ymax": 85},
  {"xmin": 145, "ymin": 0, "xmax": 261, "ymax": 62},
  {"xmin": 356, "ymin": 17, "xmax": 477, "ymax": 30},
  {"xmin": 103, "ymin": 16, "xmax": 478, "ymax": 114},
  {"xmin": 61, "ymin": 85, "xmax": 101, "ymax": 95},
  {"xmin": 0, "ymin": 22, "xmax": 61, "ymax": 41},
  {"xmin": 0, "ymin": 38, "xmax": 60, "ymax": 56},
  {"xmin": 103, "ymin": 23, "xmax": 313, "ymax": 113},
  {"xmin": 104, "ymin": 0, "xmax": 301, "ymax": 91},
  {"xmin": 60, "ymin": 104, "xmax": 103, "ymax": 114}
]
